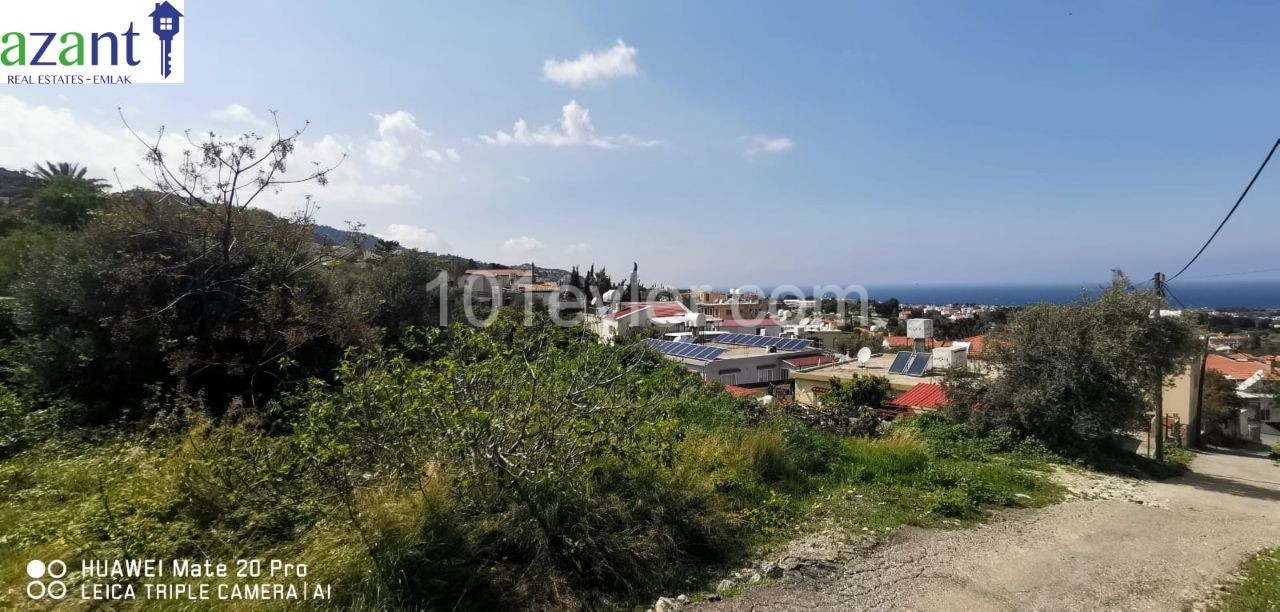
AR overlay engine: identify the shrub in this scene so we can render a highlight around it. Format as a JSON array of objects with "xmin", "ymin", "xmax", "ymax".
[{"xmin": 285, "ymin": 322, "xmax": 734, "ymax": 607}]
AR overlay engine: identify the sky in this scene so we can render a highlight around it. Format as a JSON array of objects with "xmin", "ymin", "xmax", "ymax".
[{"xmin": 2, "ymin": 0, "xmax": 1279, "ymax": 288}]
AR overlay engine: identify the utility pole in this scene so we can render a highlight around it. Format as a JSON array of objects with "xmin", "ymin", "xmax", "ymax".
[{"xmin": 1152, "ymin": 272, "xmax": 1166, "ymax": 461}]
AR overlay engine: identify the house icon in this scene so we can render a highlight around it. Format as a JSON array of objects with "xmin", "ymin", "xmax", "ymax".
[{"xmin": 148, "ymin": 1, "xmax": 183, "ymax": 78}]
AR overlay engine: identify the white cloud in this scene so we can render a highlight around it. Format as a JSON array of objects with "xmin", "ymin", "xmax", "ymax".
[
  {"xmin": 366, "ymin": 110, "xmax": 458, "ymax": 170},
  {"xmin": 742, "ymin": 134, "xmax": 795, "ymax": 157},
  {"xmin": 565, "ymin": 242, "xmax": 591, "ymax": 254},
  {"xmin": 0, "ymin": 95, "xmax": 145, "ymax": 181},
  {"xmin": 0, "ymin": 95, "xmax": 417, "ymax": 221},
  {"xmin": 481, "ymin": 100, "xmax": 661, "ymax": 149},
  {"xmin": 543, "ymin": 39, "xmax": 639, "ymax": 87},
  {"xmin": 380, "ymin": 223, "xmax": 451, "ymax": 252},
  {"xmin": 503, "ymin": 236, "xmax": 545, "ymax": 254},
  {"xmin": 211, "ymin": 104, "xmax": 266, "ymax": 127},
  {"xmin": 249, "ymin": 134, "xmax": 418, "ymax": 212}
]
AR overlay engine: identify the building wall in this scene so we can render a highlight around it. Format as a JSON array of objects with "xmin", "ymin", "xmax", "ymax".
[
  {"xmin": 793, "ymin": 376, "xmax": 830, "ymax": 407},
  {"xmin": 719, "ymin": 324, "xmax": 781, "ymax": 337},
  {"xmin": 1161, "ymin": 354, "xmax": 1204, "ymax": 447},
  {"xmin": 694, "ymin": 351, "xmax": 820, "ymax": 386},
  {"xmin": 698, "ymin": 301, "xmax": 767, "ymax": 320}
]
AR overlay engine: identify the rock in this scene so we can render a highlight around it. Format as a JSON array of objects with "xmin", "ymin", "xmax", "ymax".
[
  {"xmin": 705, "ymin": 593, "xmax": 722, "ymax": 602},
  {"xmin": 676, "ymin": 594, "xmax": 690, "ymax": 604},
  {"xmin": 763, "ymin": 564, "xmax": 784, "ymax": 579},
  {"xmin": 655, "ymin": 596, "xmax": 678, "ymax": 612},
  {"xmin": 749, "ymin": 572, "xmax": 763, "ymax": 583},
  {"xmin": 716, "ymin": 579, "xmax": 736, "ymax": 595}
]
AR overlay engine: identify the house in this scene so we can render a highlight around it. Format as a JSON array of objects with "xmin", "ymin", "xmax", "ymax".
[
  {"xmin": 716, "ymin": 316, "xmax": 782, "ymax": 336},
  {"xmin": 1205, "ymin": 353, "xmax": 1278, "ymax": 444},
  {"xmin": 588, "ymin": 301, "xmax": 696, "ymax": 342},
  {"xmin": 891, "ymin": 383, "xmax": 948, "ymax": 413},
  {"xmin": 463, "ymin": 268, "xmax": 539, "ymax": 303},
  {"xmin": 790, "ymin": 353, "xmax": 945, "ymax": 407},
  {"xmin": 645, "ymin": 334, "xmax": 827, "ymax": 387},
  {"xmin": 695, "ymin": 289, "xmax": 768, "ymax": 321},
  {"xmin": 516, "ymin": 281, "xmax": 561, "ymax": 307}
]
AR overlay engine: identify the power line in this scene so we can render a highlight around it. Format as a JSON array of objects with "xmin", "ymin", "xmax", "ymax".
[
  {"xmin": 1168, "ymin": 137, "xmax": 1280, "ymax": 282},
  {"xmin": 1182, "ymin": 267, "xmax": 1280, "ymax": 280},
  {"xmin": 1163, "ymin": 283, "xmax": 1189, "ymax": 309}
]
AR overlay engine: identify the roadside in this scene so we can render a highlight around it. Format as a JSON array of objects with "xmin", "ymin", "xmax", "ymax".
[{"xmin": 698, "ymin": 449, "xmax": 1280, "ymax": 611}]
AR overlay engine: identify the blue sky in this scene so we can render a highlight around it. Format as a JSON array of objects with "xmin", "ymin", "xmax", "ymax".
[{"xmin": 2, "ymin": 0, "xmax": 1278, "ymax": 287}]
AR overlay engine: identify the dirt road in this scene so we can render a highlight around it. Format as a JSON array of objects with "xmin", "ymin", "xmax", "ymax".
[{"xmin": 703, "ymin": 450, "xmax": 1280, "ymax": 611}]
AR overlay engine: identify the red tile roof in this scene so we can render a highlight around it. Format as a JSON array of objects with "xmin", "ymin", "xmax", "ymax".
[
  {"xmin": 783, "ymin": 354, "xmax": 837, "ymax": 369},
  {"xmin": 649, "ymin": 303, "xmax": 691, "ymax": 317},
  {"xmin": 892, "ymin": 383, "xmax": 948, "ymax": 410},
  {"xmin": 603, "ymin": 302, "xmax": 690, "ymax": 321},
  {"xmin": 724, "ymin": 384, "xmax": 763, "ymax": 398},
  {"xmin": 1206, "ymin": 354, "xmax": 1276, "ymax": 381}
]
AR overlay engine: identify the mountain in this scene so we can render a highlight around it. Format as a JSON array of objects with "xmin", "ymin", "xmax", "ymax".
[{"xmin": 312, "ymin": 224, "xmax": 379, "ymax": 250}]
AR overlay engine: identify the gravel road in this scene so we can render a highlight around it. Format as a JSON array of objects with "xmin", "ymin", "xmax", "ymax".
[{"xmin": 701, "ymin": 449, "xmax": 1280, "ymax": 611}]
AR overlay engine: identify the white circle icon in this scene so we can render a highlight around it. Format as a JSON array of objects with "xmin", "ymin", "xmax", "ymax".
[
  {"xmin": 26, "ymin": 559, "xmax": 45, "ymax": 579},
  {"xmin": 47, "ymin": 560, "xmax": 67, "ymax": 578}
]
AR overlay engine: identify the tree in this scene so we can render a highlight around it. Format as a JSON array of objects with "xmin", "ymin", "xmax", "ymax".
[
  {"xmin": 1199, "ymin": 370, "xmax": 1243, "ymax": 428},
  {"xmin": 814, "ymin": 375, "xmax": 892, "ymax": 437},
  {"xmin": 359, "ymin": 250, "xmax": 457, "ymax": 345},
  {"xmin": 873, "ymin": 298, "xmax": 900, "ymax": 318},
  {"xmin": 29, "ymin": 174, "xmax": 108, "ymax": 229},
  {"xmin": 943, "ymin": 272, "xmax": 1197, "ymax": 452},
  {"xmin": 31, "ymin": 161, "xmax": 108, "ymax": 188},
  {"xmin": 11, "ymin": 117, "xmax": 356, "ymax": 422}
]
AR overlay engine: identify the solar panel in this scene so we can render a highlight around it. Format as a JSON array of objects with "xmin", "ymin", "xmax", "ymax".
[
  {"xmin": 700, "ymin": 346, "xmax": 727, "ymax": 360},
  {"xmin": 888, "ymin": 351, "xmax": 912, "ymax": 374},
  {"xmin": 906, "ymin": 352, "xmax": 931, "ymax": 376},
  {"xmin": 780, "ymin": 338, "xmax": 812, "ymax": 351},
  {"xmin": 711, "ymin": 333, "xmax": 813, "ymax": 351},
  {"xmin": 645, "ymin": 339, "xmax": 725, "ymax": 362}
]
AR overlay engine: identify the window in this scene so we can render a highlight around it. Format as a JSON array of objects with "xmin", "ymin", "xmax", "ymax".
[
  {"xmin": 160, "ymin": 17, "xmax": 173, "ymax": 30},
  {"xmin": 719, "ymin": 369, "xmax": 740, "ymax": 385},
  {"xmin": 757, "ymin": 365, "xmax": 778, "ymax": 382}
]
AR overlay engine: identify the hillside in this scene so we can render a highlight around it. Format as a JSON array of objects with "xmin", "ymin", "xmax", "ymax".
[
  {"xmin": 0, "ymin": 167, "xmax": 37, "ymax": 199},
  {"xmin": 313, "ymin": 223, "xmax": 572, "ymax": 282},
  {"xmin": 0, "ymin": 167, "xmax": 574, "ymax": 283}
]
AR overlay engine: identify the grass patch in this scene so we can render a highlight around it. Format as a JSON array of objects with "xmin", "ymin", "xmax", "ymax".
[
  {"xmin": 1215, "ymin": 547, "xmax": 1280, "ymax": 612},
  {"xmin": 0, "ymin": 406, "xmax": 1063, "ymax": 609}
]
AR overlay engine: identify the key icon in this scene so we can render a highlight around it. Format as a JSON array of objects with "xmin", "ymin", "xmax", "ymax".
[{"xmin": 149, "ymin": 2, "xmax": 183, "ymax": 79}]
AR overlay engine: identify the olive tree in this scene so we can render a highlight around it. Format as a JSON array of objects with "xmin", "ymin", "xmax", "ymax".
[{"xmin": 944, "ymin": 272, "xmax": 1197, "ymax": 453}]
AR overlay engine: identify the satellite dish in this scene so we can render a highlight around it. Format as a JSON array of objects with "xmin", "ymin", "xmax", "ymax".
[{"xmin": 857, "ymin": 347, "xmax": 872, "ymax": 364}]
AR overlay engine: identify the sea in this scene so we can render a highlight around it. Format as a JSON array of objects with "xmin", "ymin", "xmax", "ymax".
[{"xmin": 747, "ymin": 280, "xmax": 1280, "ymax": 310}]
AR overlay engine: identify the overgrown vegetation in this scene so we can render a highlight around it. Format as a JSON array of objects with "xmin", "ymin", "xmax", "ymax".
[
  {"xmin": 1215, "ymin": 547, "xmax": 1280, "ymax": 612},
  {"xmin": 0, "ymin": 316, "xmax": 1063, "ymax": 608}
]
